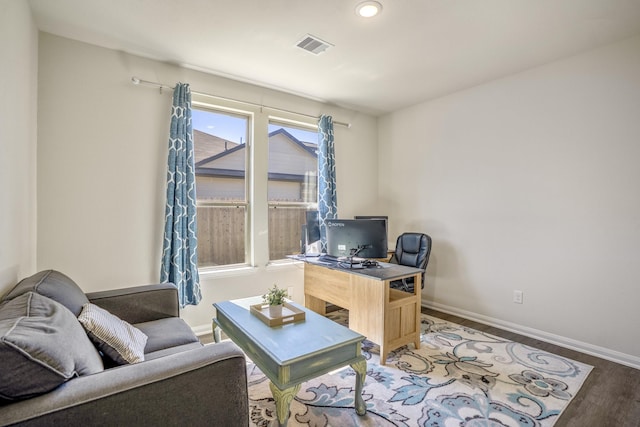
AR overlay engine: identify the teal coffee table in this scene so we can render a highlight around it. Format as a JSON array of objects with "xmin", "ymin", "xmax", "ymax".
[{"xmin": 213, "ymin": 296, "xmax": 367, "ymax": 426}]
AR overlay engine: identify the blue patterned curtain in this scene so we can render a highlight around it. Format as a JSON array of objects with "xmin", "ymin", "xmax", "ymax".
[
  {"xmin": 318, "ymin": 115, "xmax": 338, "ymax": 252},
  {"xmin": 160, "ymin": 83, "xmax": 202, "ymax": 307}
]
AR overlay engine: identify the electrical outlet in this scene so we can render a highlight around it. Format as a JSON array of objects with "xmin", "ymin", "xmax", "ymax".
[
  {"xmin": 287, "ymin": 287, "xmax": 294, "ymax": 299},
  {"xmin": 513, "ymin": 290, "xmax": 523, "ymax": 304}
]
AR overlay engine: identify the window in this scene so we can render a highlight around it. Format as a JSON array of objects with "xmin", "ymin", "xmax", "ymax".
[
  {"xmin": 192, "ymin": 107, "xmax": 249, "ymax": 268},
  {"xmin": 267, "ymin": 121, "xmax": 319, "ymax": 261},
  {"xmin": 192, "ymin": 100, "xmax": 320, "ymax": 269}
]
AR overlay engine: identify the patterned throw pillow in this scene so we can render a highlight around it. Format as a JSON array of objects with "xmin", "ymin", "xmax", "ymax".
[{"xmin": 78, "ymin": 303, "xmax": 148, "ymax": 365}]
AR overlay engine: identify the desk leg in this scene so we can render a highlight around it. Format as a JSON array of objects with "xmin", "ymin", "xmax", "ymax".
[
  {"xmin": 379, "ymin": 345, "xmax": 389, "ymax": 366},
  {"xmin": 351, "ymin": 359, "xmax": 367, "ymax": 416},
  {"xmin": 269, "ymin": 382, "xmax": 300, "ymax": 427},
  {"xmin": 413, "ymin": 272, "xmax": 422, "ymax": 351}
]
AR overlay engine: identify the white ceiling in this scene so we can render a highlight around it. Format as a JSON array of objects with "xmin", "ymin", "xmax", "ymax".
[{"xmin": 28, "ymin": 0, "xmax": 640, "ymax": 116}]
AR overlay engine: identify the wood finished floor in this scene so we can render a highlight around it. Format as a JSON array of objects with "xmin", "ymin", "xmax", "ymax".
[{"xmin": 423, "ymin": 307, "xmax": 640, "ymax": 427}]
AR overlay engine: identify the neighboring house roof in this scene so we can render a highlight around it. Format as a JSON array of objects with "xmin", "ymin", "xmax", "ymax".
[
  {"xmin": 195, "ymin": 142, "xmax": 245, "ymax": 168},
  {"xmin": 193, "ymin": 129, "xmax": 239, "ymax": 164},
  {"xmin": 195, "ymin": 128, "xmax": 317, "ymax": 181},
  {"xmin": 269, "ymin": 128, "xmax": 318, "ymax": 156}
]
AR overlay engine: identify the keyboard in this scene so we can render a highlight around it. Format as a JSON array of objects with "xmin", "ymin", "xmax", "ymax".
[{"xmin": 318, "ymin": 254, "xmax": 339, "ymax": 263}]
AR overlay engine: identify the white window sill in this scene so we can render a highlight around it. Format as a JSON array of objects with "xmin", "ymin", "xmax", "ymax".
[
  {"xmin": 198, "ymin": 258, "xmax": 303, "ymax": 278},
  {"xmin": 265, "ymin": 258, "xmax": 303, "ymax": 271},
  {"xmin": 198, "ymin": 265, "xmax": 257, "ymax": 278}
]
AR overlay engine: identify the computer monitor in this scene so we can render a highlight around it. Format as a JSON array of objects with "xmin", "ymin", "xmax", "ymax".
[
  {"xmin": 354, "ymin": 215, "xmax": 388, "ymax": 243},
  {"xmin": 306, "ymin": 211, "xmax": 321, "ymax": 242},
  {"xmin": 301, "ymin": 210, "xmax": 322, "ymax": 255},
  {"xmin": 354, "ymin": 215, "xmax": 388, "ymax": 222},
  {"xmin": 326, "ymin": 219, "xmax": 388, "ymax": 258}
]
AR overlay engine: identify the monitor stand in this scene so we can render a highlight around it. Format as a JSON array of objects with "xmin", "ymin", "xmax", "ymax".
[{"xmin": 339, "ymin": 246, "xmax": 368, "ymax": 269}]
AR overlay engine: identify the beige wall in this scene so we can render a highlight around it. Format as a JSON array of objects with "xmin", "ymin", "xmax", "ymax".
[
  {"xmin": 379, "ymin": 35, "xmax": 640, "ymax": 367},
  {"xmin": 36, "ymin": 33, "xmax": 378, "ymax": 331},
  {"xmin": 0, "ymin": 0, "xmax": 38, "ymax": 294},
  {"xmin": 26, "ymin": 10, "xmax": 639, "ymax": 367}
]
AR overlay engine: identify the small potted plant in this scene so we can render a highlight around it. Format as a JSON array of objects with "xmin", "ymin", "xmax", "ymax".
[{"xmin": 262, "ymin": 284, "xmax": 289, "ymax": 318}]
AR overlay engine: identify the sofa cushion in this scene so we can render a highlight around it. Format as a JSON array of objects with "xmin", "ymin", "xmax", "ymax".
[
  {"xmin": 78, "ymin": 303, "xmax": 148, "ymax": 365},
  {"xmin": 1, "ymin": 270, "xmax": 89, "ymax": 316},
  {"xmin": 144, "ymin": 342, "xmax": 204, "ymax": 361},
  {"xmin": 135, "ymin": 317, "xmax": 199, "ymax": 354},
  {"xmin": 0, "ymin": 292, "xmax": 104, "ymax": 401}
]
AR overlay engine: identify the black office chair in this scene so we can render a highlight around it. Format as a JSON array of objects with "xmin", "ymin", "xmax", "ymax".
[{"xmin": 389, "ymin": 232, "xmax": 432, "ymax": 293}]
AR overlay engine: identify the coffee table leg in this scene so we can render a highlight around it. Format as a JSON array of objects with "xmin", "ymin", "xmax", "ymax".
[
  {"xmin": 212, "ymin": 321, "xmax": 221, "ymax": 343},
  {"xmin": 350, "ymin": 359, "xmax": 367, "ymax": 416},
  {"xmin": 269, "ymin": 382, "xmax": 301, "ymax": 426}
]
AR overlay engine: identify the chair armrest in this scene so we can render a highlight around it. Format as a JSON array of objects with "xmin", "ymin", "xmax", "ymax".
[
  {"xmin": 86, "ymin": 283, "xmax": 179, "ymax": 324},
  {"xmin": 0, "ymin": 342, "xmax": 249, "ymax": 427}
]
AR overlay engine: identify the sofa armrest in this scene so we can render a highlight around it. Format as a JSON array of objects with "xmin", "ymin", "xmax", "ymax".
[
  {"xmin": 0, "ymin": 342, "xmax": 249, "ymax": 427},
  {"xmin": 86, "ymin": 283, "xmax": 179, "ymax": 324}
]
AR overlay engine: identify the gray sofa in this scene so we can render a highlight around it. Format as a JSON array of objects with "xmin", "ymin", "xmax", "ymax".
[{"xmin": 0, "ymin": 270, "xmax": 249, "ymax": 426}]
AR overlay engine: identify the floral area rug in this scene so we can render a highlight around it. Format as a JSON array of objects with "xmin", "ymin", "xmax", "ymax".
[{"xmin": 247, "ymin": 310, "xmax": 592, "ymax": 426}]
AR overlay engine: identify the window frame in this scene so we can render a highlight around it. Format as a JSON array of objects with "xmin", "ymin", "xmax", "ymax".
[
  {"xmin": 192, "ymin": 100, "xmax": 253, "ymax": 271},
  {"xmin": 191, "ymin": 97, "xmax": 320, "ymax": 272},
  {"xmin": 267, "ymin": 117, "xmax": 319, "ymax": 262}
]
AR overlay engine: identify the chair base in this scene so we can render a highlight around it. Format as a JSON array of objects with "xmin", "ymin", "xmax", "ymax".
[{"xmin": 390, "ymin": 279, "xmax": 419, "ymax": 294}]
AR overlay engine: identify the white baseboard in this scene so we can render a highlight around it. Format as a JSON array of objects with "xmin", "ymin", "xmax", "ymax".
[
  {"xmin": 192, "ymin": 324, "xmax": 214, "ymax": 339},
  {"xmin": 422, "ymin": 300, "xmax": 640, "ymax": 370},
  {"xmin": 193, "ymin": 304, "xmax": 640, "ymax": 370}
]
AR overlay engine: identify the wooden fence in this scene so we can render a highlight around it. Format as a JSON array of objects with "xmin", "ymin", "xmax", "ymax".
[
  {"xmin": 268, "ymin": 207, "xmax": 307, "ymax": 261},
  {"xmin": 197, "ymin": 206, "xmax": 307, "ymax": 266}
]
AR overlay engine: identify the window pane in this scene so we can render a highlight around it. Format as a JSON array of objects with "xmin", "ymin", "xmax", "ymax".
[
  {"xmin": 267, "ymin": 122, "xmax": 318, "ymax": 260},
  {"xmin": 269, "ymin": 206, "xmax": 309, "ymax": 260},
  {"xmin": 267, "ymin": 122, "xmax": 318, "ymax": 203},
  {"xmin": 193, "ymin": 108, "xmax": 249, "ymax": 267},
  {"xmin": 197, "ymin": 205, "xmax": 246, "ymax": 266},
  {"xmin": 193, "ymin": 109, "xmax": 248, "ymax": 202}
]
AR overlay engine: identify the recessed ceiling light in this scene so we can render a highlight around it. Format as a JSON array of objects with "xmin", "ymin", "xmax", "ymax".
[{"xmin": 356, "ymin": 1, "xmax": 382, "ymax": 18}]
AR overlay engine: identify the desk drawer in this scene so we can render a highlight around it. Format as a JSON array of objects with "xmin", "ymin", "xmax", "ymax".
[{"xmin": 304, "ymin": 263, "xmax": 351, "ymax": 309}]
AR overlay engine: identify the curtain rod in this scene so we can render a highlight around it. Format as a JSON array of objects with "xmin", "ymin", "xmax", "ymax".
[{"xmin": 131, "ymin": 76, "xmax": 351, "ymax": 128}]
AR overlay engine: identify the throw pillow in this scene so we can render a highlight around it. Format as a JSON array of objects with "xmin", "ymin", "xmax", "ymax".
[
  {"xmin": 1, "ymin": 270, "xmax": 89, "ymax": 316},
  {"xmin": 78, "ymin": 303, "xmax": 148, "ymax": 365},
  {"xmin": 0, "ymin": 292, "xmax": 104, "ymax": 401}
]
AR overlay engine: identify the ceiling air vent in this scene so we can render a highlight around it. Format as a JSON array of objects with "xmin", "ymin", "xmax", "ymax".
[{"xmin": 296, "ymin": 34, "xmax": 333, "ymax": 55}]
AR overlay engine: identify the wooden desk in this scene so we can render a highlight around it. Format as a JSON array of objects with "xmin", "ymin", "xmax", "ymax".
[{"xmin": 298, "ymin": 258, "xmax": 422, "ymax": 365}]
